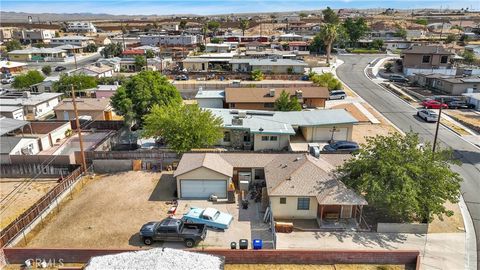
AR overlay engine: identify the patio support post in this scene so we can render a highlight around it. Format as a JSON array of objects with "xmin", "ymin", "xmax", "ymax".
[
  {"xmin": 320, "ymin": 205, "xmax": 324, "ymax": 224},
  {"xmin": 359, "ymin": 205, "xmax": 363, "ymax": 224}
]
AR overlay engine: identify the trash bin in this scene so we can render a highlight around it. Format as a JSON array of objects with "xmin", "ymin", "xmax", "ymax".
[
  {"xmin": 239, "ymin": 239, "xmax": 248, "ymax": 249},
  {"xmin": 253, "ymin": 239, "xmax": 262, "ymax": 250},
  {"xmin": 230, "ymin": 242, "xmax": 237, "ymax": 249}
]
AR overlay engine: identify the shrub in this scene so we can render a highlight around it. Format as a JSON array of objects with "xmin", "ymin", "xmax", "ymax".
[{"xmin": 251, "ymin": 69, "xmax": 264, "ymax": 81}]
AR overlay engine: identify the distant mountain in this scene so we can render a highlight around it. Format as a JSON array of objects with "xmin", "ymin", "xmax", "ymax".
[{"xmin": 0, "ymin": 11, "xmax": 172, "ymax": 23}]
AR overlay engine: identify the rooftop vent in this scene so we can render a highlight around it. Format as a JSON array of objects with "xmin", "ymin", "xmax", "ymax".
[{"xmin": 269, "ymin": 88, "xmax": 276, "ymax": 97}]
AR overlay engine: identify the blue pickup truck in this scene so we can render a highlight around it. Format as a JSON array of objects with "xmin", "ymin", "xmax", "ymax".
[
  {"xmin": 139, "ymin": 218, "xmax": 207, "ymax": 248},
  {"xmin": 182, "ymin": 207, "xmax": 233, "ymax": 230}
]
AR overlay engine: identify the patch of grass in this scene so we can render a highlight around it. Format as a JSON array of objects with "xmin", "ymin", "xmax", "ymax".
[{"xmin": 346, "ymin": 48, "xmax": 383, "ymax": 54}]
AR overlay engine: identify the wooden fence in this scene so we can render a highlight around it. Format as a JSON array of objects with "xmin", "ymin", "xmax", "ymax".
[{"xmin": 0, "ymin": 166, "xmax": 83, "ymax": 247}]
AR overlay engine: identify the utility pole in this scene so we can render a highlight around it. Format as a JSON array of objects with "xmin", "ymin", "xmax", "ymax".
[
  {"xmin": 71, "ymin": 85, "xmax": 87, "ymax": 173},
  {"xmin": 432, "ymin": 98, "xmax": 444, "ymax": 155}
]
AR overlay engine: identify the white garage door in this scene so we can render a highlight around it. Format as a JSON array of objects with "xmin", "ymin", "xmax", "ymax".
[
  {"xmin": 313, "ymin": 127, "xmax": 348, "ymax": 141},
  {"xmin": 180, "ymin": 180, "xmax": 227, "ymax": 199}
]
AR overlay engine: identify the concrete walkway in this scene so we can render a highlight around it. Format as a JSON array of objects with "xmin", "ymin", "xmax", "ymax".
[{"xmin": 276, "ymin": 231, "xmax": 465, "ymax": 270}]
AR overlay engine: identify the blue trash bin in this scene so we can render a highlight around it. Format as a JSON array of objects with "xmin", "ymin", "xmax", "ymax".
[{"xmin": 252, "ymin": 239, "xmax": 262, "ymax": 250}]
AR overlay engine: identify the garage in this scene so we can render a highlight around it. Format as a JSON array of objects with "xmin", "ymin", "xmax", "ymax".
[
  {"xmin": 312, "ymin": 127, "xmax": 348, "ymax": 141},
  {"xmin": 180, "ymin": 180, "xmax": 227, "ymax": 199}
]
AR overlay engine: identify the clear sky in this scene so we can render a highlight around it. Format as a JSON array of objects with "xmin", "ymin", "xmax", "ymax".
[{"xmin": 1, "ymin": 0, "xmax": 479, "ymax": 15}]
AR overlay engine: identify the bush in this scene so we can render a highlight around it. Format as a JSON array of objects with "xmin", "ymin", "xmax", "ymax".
[
  {"xmin": 310, "ymin": 72, "xmax": 343, "ymax": 90},
  {"xmin": 251, "ymin": 69, "xmax": 264, "ymax": 81},
  {"xmin": 384, "ymin": 62, "xmax": 393, "ymax": 73},
  {"xmin": 346, "ymin": 48, "xmax": 382, "ymax": 54},
  {"xmin": 12, "ymin": 70, "xmax": 44, "ymax": 89},
  {"xmin": 41, "ymin": 65, "xmax": 52, "ymax": 76}
]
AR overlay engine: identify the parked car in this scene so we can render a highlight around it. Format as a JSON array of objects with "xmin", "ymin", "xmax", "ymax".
[
  {"xmin": 175, "ymin": 74, "xmax": 189, "ymax": 80},
  {"xmin": 182, "ymin": 207, "xmax": 233, "ymax": 230},
  {"xmin": 388, "ymin": 74, "xmax": 408, "ymax": 83},
  {"xmin": 322, "ymin": 141, "xmax": 360, "ymax": 153},
  {"xmin": 139, "ymin": 218, "xmax": 207, "ymax": 247},
  {"xmin": 329, "ymin": 90, "xmax": 347, "ymax": 100},
  {"xmin": 421, "ymin": 99, "xmax": 448, "ymax": 109},
  {"xmin": 1, "ymin": 77, "xmax": 14, "ymax": 84},
  {"xmin": 54, "ymin": 66, "xmax": 66, "ymax": 72},
  {"xmin": 416, "ymin": 109, "xmax": 438, "ymax": 122},
  {"xmin": 446, "ymin": 100, "xmax": 475, "ymax": 109}
]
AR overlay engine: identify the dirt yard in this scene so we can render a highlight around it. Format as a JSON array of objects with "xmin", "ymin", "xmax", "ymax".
[
  {"xmin": 0, "ymin": 178, "xmax": 58, "ymax": 230},
  {"xmin": 18, "ymin": 171, "xmax": 176, "ymax": 248},
  {"xmin": 428, "ymin": 201, "xmax": 465, "ymax": 233}
]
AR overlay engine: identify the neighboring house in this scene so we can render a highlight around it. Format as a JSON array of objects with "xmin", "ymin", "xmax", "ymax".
[
  {"xmin": 54, "ymin": 44, "xmax": 84, "ymax": 54},
  {"xmin": 30, "ymin": 76, "xmax": 60, "ymax": 93},
  {"xmin": 8, "ymin": 47, "xmax": 67, "ymax": 62},
  {"xmin": 121, "ymin": 49, "xmax": 146, "ymax": 57},
  {"xmin": 69, "ymin": 63, "xmax": 114, "ymax": 78},
  {"xmin": 225, "ymin": 87, "xmax": 329, "ymax": 110},
  {"xmin": 205, "ymin": 43, "xmax": 232, "ymax": 53},
  {"xmin": 92, "ymin": 84, "xmax": 121, "ymax": 99},
  {"xmin": 174, "ymin": 152, "xmax": 367, "ymax": 227},
  {"xmin": 463, "ymin": 92, "xmax": 480, "ymax": 111},
  {"xmin": 0, "ymin": 91, "xmax": 62, "ymax": 120},
  {"xmin": 50, "ymin": 35, "xmax": 94, "ymax": 48},
  {"xmin": 401, "ymin": 45, "xmax": 455, "ymax": 76},
  {"xmin": 287, "ymin": 41, "xmax": 310, "ymax": 52},
  {"xmin": 209, "ymin": 108, "xmax": 357, "ymax": 151},
  {"xmin": 0, "ymin": 60, "xmax": 27, "ymax": 74},
  {"xmin": 0, "ymin": 136, "xmax": 41, "ymax": 158},
  {"xmin": 140, "ymin": 35, "xmax": 201, "ymax": 46},
  {"xmin": 195, "ymin": 89, "xmax": 225, "ymax": 108},
  {"xmin": 0, "ymin": 106, "xmax": 25, "ymax": 120},
  {"xmin": 12, "ymin": 29, "xmax": 56, "ymax": 44},
  {"xmin": 93, "ymin": 35, "xmax": 112, "ymax": 46},
  {"xmin": 0, "ymin": 27, "xmax": 15, "ymax": 42},
  {"xmin": 412, "ymin": 73, "xmax": 480, "ymax": 95},
  {"xmin": 19, "ymin": 121, "xmax": 72, "ymax": 151},
  {"xmin": 230, "ymin": 58, "xmax": 308, "ymax": 74},
  {"xmin": 119, "ymin": 57, "xmax": 164, "ymax": 72},
  {"xmin": 66, "ymin": 21, "xmax": 97, "ymax": 33},
  {"xmin": 97, "ymin": 57, "xmax": 121, "ymax": 72},
  {"xmin": 279, "ymin": 33, "xmax": 304, "ymax": 42},
  {"xmin": 54, "ymin": 97, "xmax": 114, "ymax": 121}
]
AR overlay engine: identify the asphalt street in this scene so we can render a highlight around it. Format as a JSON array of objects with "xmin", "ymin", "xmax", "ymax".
[{"xmin": 337, "ymin": 54, "xmax": 480, "ymax": 269}]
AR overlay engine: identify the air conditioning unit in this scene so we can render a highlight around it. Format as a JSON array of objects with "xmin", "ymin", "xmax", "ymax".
[
  {"xmin": 238, "ymin": 110, "xmax": 247, "ymax": 118},
  {"xmin": 295, "ymin": 90, "xmax": 303, "ymax": 99},
  {"xmin": 269, "ymin": 88, "xmax": 276, "ymax": 97},
  {"xmin": 232, "ymin": 117, "xmax": 243, "ymax": 126}
]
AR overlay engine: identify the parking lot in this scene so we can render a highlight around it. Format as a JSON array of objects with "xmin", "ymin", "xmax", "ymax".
[{"xmin": 19, "ymin": 171, "xmax": 267, "ymax": 249}]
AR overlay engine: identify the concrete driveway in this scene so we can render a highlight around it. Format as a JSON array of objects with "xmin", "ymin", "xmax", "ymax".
[{"xmin": 277, "ymin": 231, "xmax": 465, "ymax": 270}]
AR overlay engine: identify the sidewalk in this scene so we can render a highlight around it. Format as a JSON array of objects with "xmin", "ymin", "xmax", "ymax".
[{"xmin": 277, "ymin": 231, "xmax": 465, "ymax": 270}]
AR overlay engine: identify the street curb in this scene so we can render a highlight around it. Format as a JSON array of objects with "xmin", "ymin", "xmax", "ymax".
[{"xmin": 459, "ymin": 194, "xmax": 478, "ymax": 270}]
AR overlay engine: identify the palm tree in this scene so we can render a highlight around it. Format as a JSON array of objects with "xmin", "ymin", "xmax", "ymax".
[
  {"xmin": 239, "ymin": 19, "xmax": 250, "ymax": 36},
  {"xmin": 319, "ymin": 23, "xmax": 338, "ymax": 65}
]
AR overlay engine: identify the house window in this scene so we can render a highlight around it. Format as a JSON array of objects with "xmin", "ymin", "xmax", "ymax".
[
  {"xmin": 230, "ymin": 103, "xmax": 236, "ymax": 108},
  {"xmin": 264, "ymin": 103, "xmax": 274, "ymax": 108},
  {"xmin": 261, "ymin": 136, "xmax": 269, "ymax": 141},
  {"xmin": 440, "ymin": 56, "xmax": 448, "ymax": 64},
  {"xmin": 422, "ymin": 55, "xmax": 431, "ymax": 63},
  {"xmin": 223, "ymin": 131, "xmax": 231, "ymax": 142},
  {"xmin": 270, "ymin": 136, "xmax": 278, "ymax": 141},
  {"xmin": 243, "ymin": 132, "xmax": 251, "ymax": 142},
  {"xmin": 280, "ymin": 197, "xmax": 287, "ymax": 204},
  {"xmin": 297, "ymin": 197, "xmax": 310, "ymax": 210}
]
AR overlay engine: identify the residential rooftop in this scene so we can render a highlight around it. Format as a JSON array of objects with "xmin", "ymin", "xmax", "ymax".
[
  {"xmin": 54, "ymin": 98, "xmax": 111, "ymax": 111},
  {"xmin": 0, "ymin": 92, "xmax": 62, "ymax": 106},
  {"xmin": 229, "ymin": 58, "xmax": 308, "ymax": 66},
  {"xmin": 0, "ymin": 117, "xmax": 29, "ymax": 136},
  {"xmin": 401, "ymin": 45, "xmax": 454, "ymax": 55},
  {"xmin": 195, "ymin": 90, "xmax": 225, "ymax": 99},
  {"xmin": 8, "ymin": 47, "xmax": 66, "ymax": 55},
  {"xmin": 224, "ymin": 87, "xmax": 329, "ymax": 103}
]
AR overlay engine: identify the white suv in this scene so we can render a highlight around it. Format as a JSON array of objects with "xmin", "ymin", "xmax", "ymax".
[
  {"xmin": 329, "ymin": 90, "xmax": 347, "ymax": 100},
  {"xmin": 417, "ymin": 109, "xmax": 438, "ymax": 122}
]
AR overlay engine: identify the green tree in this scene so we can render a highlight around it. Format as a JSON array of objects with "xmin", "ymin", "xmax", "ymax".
[
  {"xmin": 84, "ymin": 43, "xmax": 98, "ymax": 53},
  {"xmin": 309, "ymin": 34, "xmax": 325, "ymax": 53},
  {"xmin": 207, "ymin": 21, "xmax": 221, "ymax": 36},
  {"xmin": 210, "ymin": 37, "xmax": 222, "ymax": 44},
  {"xmin": 274, "ymin": 90, "xmax": 302, "ymax": 111},
  {"xmin": 41, "ymin": 65, "xmax": 52, "ymax": 76},
  {"xmin": 12, "ymin": 70, "xmax": 44, "ymax": 89},
  {"xmin": 414, "ymin": 18, "xmax": 428, "ymax": 26},
  {"xmin": 145, "ymin": 49, "xmax": 155, "ymax": 58},
  {"xmin": 251, "ymin": 69, "xmax": 264, "ymax": 81},
  {"xmin": 318, "ymin": 23, "xmax": 338, "ymax": 65},
  {"xmin": 310, "ymin": 72, "xmax": 342, "ymax": 90},
  {"xmin": 445, "ymin": 34, "xmax": 457, "ymax": 44},
  {"xmin": 101, "ymin": 43, "xmax": 123, "ymax": 58},
  {"xmin": 394, "ymin": 27, "xmax": 407, "ymax": 38},
  {"xmin": 336, "ymin": 132, "xmax": 462, "ymax": 223},
  {"xmin": 371, "ymin": 39, "xmax": 384, "ymax": 50},
  {"xmin": 239, "ymin": 19, "xmax": 250, "ymax": 36},
  {"xmin": 384, "ymin": 62, "xmax": 393, "ymax": 72},
  {"xmin": 5, "ymin": 40, "xmax": 22, "ymax": 52},
  {"xmin": 462, "ymin": 50, "xmax": 476, "ymax": 64},
  {"xmin": 299, "ymin": 12, "xmax": 308, "ymax": 18},
  {"xmin": 33, "ymin": 42, "xmax": 46, "ymax": 48},
  {"xmin": 343, "ymin": 17, "xmax": 369, "ymax": 46},
  {"xmin": 143, "ymin": 104, "xmax": 223, "ymax": 153},
  {"xmin": 110, "ymin": 71, "xmax": 182, "ymax": 125},
  {"xmin": 53, "ymin": 74, "xmax": 97, "ymax": 93},
  {"xmin": 179, "ymin": 20, "xmax": 187, "ymax": 31},
  {"xmin": 97, "ymin": 75, "xmax": 127, "ymax": 85},
  {"xmin": 134, "ymin": 55, "xmax": 147, "ymax": 71},
  {"xmin": 322, "ymin": 7, "xmax": 339, "ymax": 24}
]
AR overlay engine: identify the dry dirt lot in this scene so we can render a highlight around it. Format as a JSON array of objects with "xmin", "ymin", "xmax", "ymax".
[
  {"xmin": 0, "ymin": 178, "xmax": 58, "ymax": 230},
  {"xmin": 428, "ymin": 201, "xmax": 465, "ymax": 233},
  {"xmin": 18, "ymin": 171, "xmax": 175, "ymax": 248}
]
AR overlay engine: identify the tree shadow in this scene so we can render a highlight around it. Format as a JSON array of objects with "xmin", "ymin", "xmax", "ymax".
[{"xmin": 148, "ymin": 174, "xmax": 176, "ymax": 201}]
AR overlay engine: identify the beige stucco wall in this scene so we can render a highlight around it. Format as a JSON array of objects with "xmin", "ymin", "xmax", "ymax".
[
  {"xmin": 253, "ymin": 134, "xmax": 290, "ymax": 151},
  {"xmin": 270, "ymin": 196, "xmax": 318, "ymax": 219},
  {"xmin": 176, "ymin": 167, "xmax": 231, "ymax": 197},
  {"xmin": 301, "ymin": 124, "xmax": 353, "ymax": 142}
]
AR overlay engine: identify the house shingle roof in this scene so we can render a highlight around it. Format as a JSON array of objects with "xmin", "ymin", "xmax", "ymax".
[
  {"xmin": 173, "ymin": 153, "xmax": 233, "ymax": 177},
  {"xmin": 401, "ymin": 45, "xmax": 454, "ymax": 55},
  {"xmin": 54, "ymin": 98, "xmax": 111, "ymax": 111},
  {"xmin": 224, "ymin": 87, "xmax": 329, "ymax": 103}
]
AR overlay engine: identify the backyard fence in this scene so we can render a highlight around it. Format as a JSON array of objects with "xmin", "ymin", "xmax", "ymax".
[{"xmin": 0, "ymin": 166, "xmax": 84, "ymax": 247}]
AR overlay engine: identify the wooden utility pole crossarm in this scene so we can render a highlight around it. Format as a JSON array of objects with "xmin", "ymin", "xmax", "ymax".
[{"xmin": 70, "ymin": 85, "xmax": 87, "ymax": 173}]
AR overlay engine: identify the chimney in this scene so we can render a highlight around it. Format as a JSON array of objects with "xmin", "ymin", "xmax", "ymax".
[
  {"xmin": 269, "ymin": 88, "xmax": 276, "ymax": 97},
  {"xmin": 295, "ymin": 89, "xmax": 303, "ymax": 99}
]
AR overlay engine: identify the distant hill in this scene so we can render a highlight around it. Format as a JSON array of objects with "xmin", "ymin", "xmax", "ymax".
[{"xmin": 0, "ymin": 11, "xmax": 173, "ymax": 23}]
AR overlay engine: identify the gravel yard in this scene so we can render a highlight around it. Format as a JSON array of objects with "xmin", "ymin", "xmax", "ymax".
[
  {"xmin": 0, "ymin": 178, "xmax": 58, "ymax": 230},
  {"xmin": 18, "ymin": 171, "xmax": 175, "ymax": 248}
]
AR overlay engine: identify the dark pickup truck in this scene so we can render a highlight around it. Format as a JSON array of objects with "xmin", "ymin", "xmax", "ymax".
[{"xmin": 139, "ymin": 218, "xmax": 207, "ymax": 247}]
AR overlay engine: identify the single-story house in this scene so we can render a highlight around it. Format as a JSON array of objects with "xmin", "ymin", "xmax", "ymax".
[
  {"xmin": 69, "ymin": 63, "xmax": 114, "ymax": 78},
  {"xmin": 225, "ymin": 87, "xmax": 329, "ymax": 110},
  {"xmin": 0, "ymin": 60, "xmax": 28, "ymax": 74},
  {"xmin": 194, "ymin": 89, "xmax": 225, "ymax": 108},
  {"xmin": 30, "ymin": 76, "xmax": 60, "ymax": 93},
  {"xmin": 0, "ymin": 106, "xmax": 25, "ymax": 120},
  {"xmin": 174, "ymin": 152, "xmax": 367, "ymax": 227},
  {"xmin": 92, "ymin": 84, "xmax": 121, "ymax": 99},
  {"xmin": 279, "ymin": 33, "xmax": 304, "ymax": 42},
  {"xmin": 0, "ymin": 91, "xmax": 62, "ymax": 120},
  {"xmin": 54, "ymin": 97, "xmax": 114, "ymax": 121},
  {"xmin": 229, "ymin": 58, "xmax": 308, "ymax": 74},
  {"xmin": 208, "ymin": 108, "xmax": 357, "ymax": 151},
  {"xmin": 0, "ymin": 136, "xmax": 41, "ymax": 157},
  {"xmin": 463, "ymin": 92, "xmax": 480, "ymax": 111},
  {"xmin": 18, "ymin": 121, "xmax": 72, "ymax": 151},
  {"xmin": 401, "ymin": 45, "xmax": 456, "ymax": 76},
  {"xmin": 8, "ymin": 47, "xmax": 67, "ymax": 62},
  {"xmin": 412, "ymin": 73, "xmax": 480, "ymax": 95},
  {"xmin": 50, "ymin": 35, "xmax": 93, "ymax": 48},
  {"xmin": 205, "ymin": 43, "xmax": 232, "ymax": 53}
]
